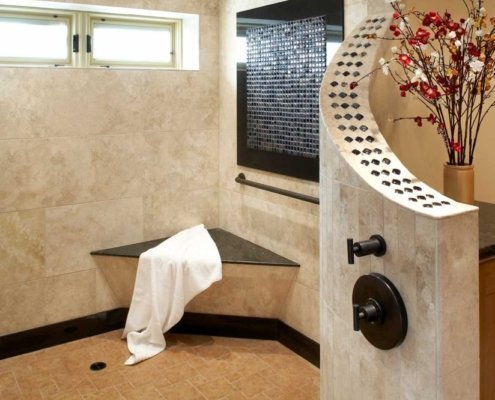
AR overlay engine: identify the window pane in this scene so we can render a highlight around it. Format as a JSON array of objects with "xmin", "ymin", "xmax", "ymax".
[
  {"xmin": 236, "ymin": 36, "xmax": 246, "ymax": 63},
  {"xmin": 0, "ymin": 16, "xmax": 69, "ymax": 61},
  {"xmin": 326, "ymin": 42, "xmax": 341, "ymax": 64},
  {"xmin": 92, "ymin": 22, "xmax": 172, "ymax": 64}
]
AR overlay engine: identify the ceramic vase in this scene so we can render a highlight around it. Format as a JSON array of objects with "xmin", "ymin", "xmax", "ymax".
[{"xmin": 443, "ymin": 163, "xmax": 475, "ymax": 205}]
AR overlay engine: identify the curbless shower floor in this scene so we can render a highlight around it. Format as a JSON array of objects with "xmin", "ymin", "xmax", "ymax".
[{"xmin": 0, "ymin": 330, "xmax": 319, "ymax": 399}]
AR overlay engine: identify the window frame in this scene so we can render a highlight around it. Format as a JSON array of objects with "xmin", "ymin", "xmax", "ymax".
[
  {"xmin": 0, "ymin": 3, "xmax": 184, "ymax": 70},
  {"xmin": 86, "ymin": 13, "xmax": 181, "ymax": 69},
  {"xmin": 0, "ymin": 7, "xmax": 76, "ymax": 67}
]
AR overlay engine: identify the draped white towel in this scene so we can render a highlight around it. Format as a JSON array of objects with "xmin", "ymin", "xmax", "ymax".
[{"xmin": 122, "ymin": 224, "xmax": 222, "ymax": 365}]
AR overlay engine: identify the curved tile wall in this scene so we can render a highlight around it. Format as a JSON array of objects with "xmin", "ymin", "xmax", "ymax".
[
  {"xmin": 320, "ymin": 14, "xmax": 479, "ymax": 400},
  {"xmin": 320, "ymin": 14, "xmax": 475, "ymax": 218}
]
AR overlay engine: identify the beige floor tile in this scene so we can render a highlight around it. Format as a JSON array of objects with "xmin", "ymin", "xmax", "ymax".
[
  {"xmin": 158, "ymin": 380, "xmax": 205, "ymax": 400},
  {"xmin": 83, "ymin": 386, "xmax": 124, "ymax": 400},
  {"xmin": 230, "ymin": 372, "xmax": 274, "ymax": 398},
  {"xmin": 120, "ymin": 362, "xmax": 168, "ymax": 388},
  {"xmin": 0, "ymin": 331, "xmax": 319, "ymax": 400},
  {"xmin": 196, "ymin": 377, "xmax": 235, "ymax": 400},
  {"xmin": 218, "ymin": 393, "xmax": 248, "ymax": 400},
  {"xmin": 44, "ymin": 389, "xmax": 84, "ymax": 400},
  {"xmin": 88, "ymin": 370, "xmax": 127, "ymax": 390},
  {"xmin": 118, "ymin": 382, "xmax": 163, "ymax": 400},
  {"xmin": 0, "ymin": 371, "xmax": 21, "ymax": 398}
]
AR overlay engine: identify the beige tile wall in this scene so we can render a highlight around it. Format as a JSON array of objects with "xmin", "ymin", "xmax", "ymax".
[
  {"xmin": 0, "ymin": 0, "xmax": 396, "ymax": 343},
  {"xmin": 0, "ymin": 0, "xmax": 220, "ymax": 335},
  {"xmin": 94, "ymin": 255, "xmax": 298, "ymax": 317},
  {"xmin": 320, "ymin": 3, "xmax": 480, "ymax": 398},
  {"xmin": 321, "ymin": 130, "xmax": 479, "ymax": 399},
  {"xmin": 218, "ymin": 0, "xmax": 321, "ymax": 342},
  {"xmin": 214, "ymin": 0, "xmax": 393, "ymax": 344}
]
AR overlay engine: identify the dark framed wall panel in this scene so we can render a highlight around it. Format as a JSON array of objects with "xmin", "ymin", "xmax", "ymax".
[{"xmin": 237, "ymin": 0, "xmax": 344, "ymax": 182}]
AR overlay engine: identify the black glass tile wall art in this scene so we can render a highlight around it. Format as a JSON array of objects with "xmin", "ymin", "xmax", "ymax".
[
  {"xmin": 236, "ymin": 0, "xmax": 344, "ymax": 182},
  {"xmin": 245, "ymin": 16, "xmax": 326, "ymax": 159}
]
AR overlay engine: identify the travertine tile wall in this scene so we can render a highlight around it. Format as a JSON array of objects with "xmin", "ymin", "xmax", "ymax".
[
  {"xmin": 321, "ymin": 132, "xmax": 479, "ymax": 399},
  {"xmin": 0, "ymin": 0, "xmax": 220, "ymax": 335},
  {"xmin": 320, "ymin": 3, "xmax": 480, "ymax": 398},
  {"xmin": 218, "ymin": 0, "xmax": 321, "ymax": 342},
  {"xmin": 214, "ymin": 0, "xmax": 396, "ymax": 344}
]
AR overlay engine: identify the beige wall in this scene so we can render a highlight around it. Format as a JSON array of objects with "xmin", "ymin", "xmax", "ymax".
[
  {"xmin": 0, "ymin": 0, "xmax": 220, "ymax": 335},
  {"xmin": 373, "ymin": 0, "xmax": 495, "ymax": 203},
  {"xmin": 320, "ymin": 6, "xmax": 479, "ymax": 397},
  {"xmin": 218, "ymin": 0, "xmax": 320, "ymax": 342}
]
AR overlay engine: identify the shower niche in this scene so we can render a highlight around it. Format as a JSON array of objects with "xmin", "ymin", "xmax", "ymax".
[{"xmin": 236, "ymin": 0, "xmax": 344, "ymax": 181}]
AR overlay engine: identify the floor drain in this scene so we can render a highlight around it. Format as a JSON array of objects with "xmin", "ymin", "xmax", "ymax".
[{"xmin": 90, "ymin": 362, "xmax": 107, "ymax": 371}]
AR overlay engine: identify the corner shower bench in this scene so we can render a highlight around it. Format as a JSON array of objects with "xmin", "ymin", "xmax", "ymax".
[{"xmin": 91, "ymin": 228, "xmax": 299, "ymax": 318}]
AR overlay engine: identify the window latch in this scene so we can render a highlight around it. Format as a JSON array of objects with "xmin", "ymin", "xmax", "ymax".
[
  {"xmin": 73, "ymin": 34, "xmax": 79, "ymax": 53},
  {"xmin": 86, "ymin": 35, "xmax": 92, "ymax": 53}
]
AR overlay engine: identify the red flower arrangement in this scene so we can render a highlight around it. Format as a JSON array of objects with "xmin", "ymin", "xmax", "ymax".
[{"xmin": 351, "ymin": 0, "xmax": 495, "ymax": 166}]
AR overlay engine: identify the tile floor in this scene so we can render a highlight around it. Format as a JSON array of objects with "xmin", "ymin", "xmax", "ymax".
[{"xmin": 0, "ymin": 330, "xmax": 319, "ymax": 400}]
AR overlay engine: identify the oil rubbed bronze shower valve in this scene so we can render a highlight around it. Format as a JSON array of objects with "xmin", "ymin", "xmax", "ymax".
[
  {"xmin": 352, "ymin": 273, "xmax": 408, "ymax": 350},
  {"xmin": 347, "ymin": 235, "xmax": 386, "ymax": 265}
]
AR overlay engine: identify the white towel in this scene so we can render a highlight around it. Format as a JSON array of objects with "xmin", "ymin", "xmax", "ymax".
[{"xmin": 122, "ymin": 224, "xmax": 222, "ymax": 365}]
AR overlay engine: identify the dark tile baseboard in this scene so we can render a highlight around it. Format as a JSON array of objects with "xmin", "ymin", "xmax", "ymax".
[
  {"xmin": 0, "ymin": 308, "xmax": 319, "ymax": 368},
  {"xmin": 172, "ymin": 312, "xmax": 320, "ymax": 367},
  {"xmin": 0, "ymin": 309, "xmax": 128, "ymax": 360}
]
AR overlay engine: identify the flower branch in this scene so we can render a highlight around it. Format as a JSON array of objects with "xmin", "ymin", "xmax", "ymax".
[{"xmin": 352, "ymin": 0, "xmax": 495, "ymax": 165}]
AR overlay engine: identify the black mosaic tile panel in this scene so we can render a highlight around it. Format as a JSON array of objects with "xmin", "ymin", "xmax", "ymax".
[{"xmin": 246, "ymin": 16, "xmax": 326, "ymax": 158}]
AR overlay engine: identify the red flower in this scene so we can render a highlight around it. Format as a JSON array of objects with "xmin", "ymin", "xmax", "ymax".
[
  {"xmin": 397, "ymin": 53, "xmax": 412, "ymax": 67},
  {"xmin": 448, "ymin": 22, "xmax": 460, "ymax": 31},
  {"xmin": 350, "ymin": 82, "xmax": 358, "ymax": 90},
  {"xmin": 415, "ymin": 28, "xmax": 431, "ymax": 44},
  {"xmin": 450, "ymin": 141, "xmax": 462, "ymax": 153},
  {"xmin": 393, "ymin": 12, "xmax": 400, "ymax": 19},
  {"xmin": 414, "ymin": 116, "xmax": 423, "ymax": 127},
  {"xmin": 420, "ymin": 83, "xmax": 440, "ymax": 100},
  {"xmin": 390, "ymin": 24, "xmax": 397, "ymax": 31},
  {"xmin": 430, "ymin": 12, "xmax": 442, "ymax": 25},
  {"xmin": 427, "ymin": 113, "xmax": 437, "ymax": 124},
  {"xmin": 435, "ymin": 27, "xmax": 447, "ymax": 38},
  {"xmin": 456, "ymin": 27, "xmax": 466, "ymax": 37},
  {"xmin": 467, "ymin": 43, "xmax": 481, "ymax": 57},
  {"xmin": 423, "ymin": 12, "xmax": 441, "ymax": 27}
]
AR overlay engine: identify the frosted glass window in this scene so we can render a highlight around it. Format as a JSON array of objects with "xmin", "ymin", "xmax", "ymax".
[
  {"xmin": 326, "ymin": 42, "xmax": 341, "ymax": 64},
  {"xmin": 91, "ymin": 20, "xmax": 174, "ymax": 66},
  {"xmin": 236, "ymin": 36, "xmax": 247, "ymax": 63},
  {"xmin": 0, "ymin": 15, "xmax": 70, "ymax": 63}
]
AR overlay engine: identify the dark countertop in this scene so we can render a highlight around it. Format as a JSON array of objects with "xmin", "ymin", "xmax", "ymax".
[
  {"xmin": 91, "ymin": 228, "xmax": 299, "ymax": 267},
  {"xmin": 479, "ymin": 202, "xmax": 495, "ymax": 261}
]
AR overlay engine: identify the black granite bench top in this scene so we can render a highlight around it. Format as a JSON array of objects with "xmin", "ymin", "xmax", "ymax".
[
  {"xmin": 91, "ymin": 228, "xmax": 299, "ymax": 267},
  {"xmin": 479, "ymin": 202, "xmax": 495, "ymax": 261}
]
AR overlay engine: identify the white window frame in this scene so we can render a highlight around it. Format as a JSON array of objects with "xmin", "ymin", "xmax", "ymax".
[{"xmin": 0, "ymin": 0, "xmax": 198, "ymax": 70}]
